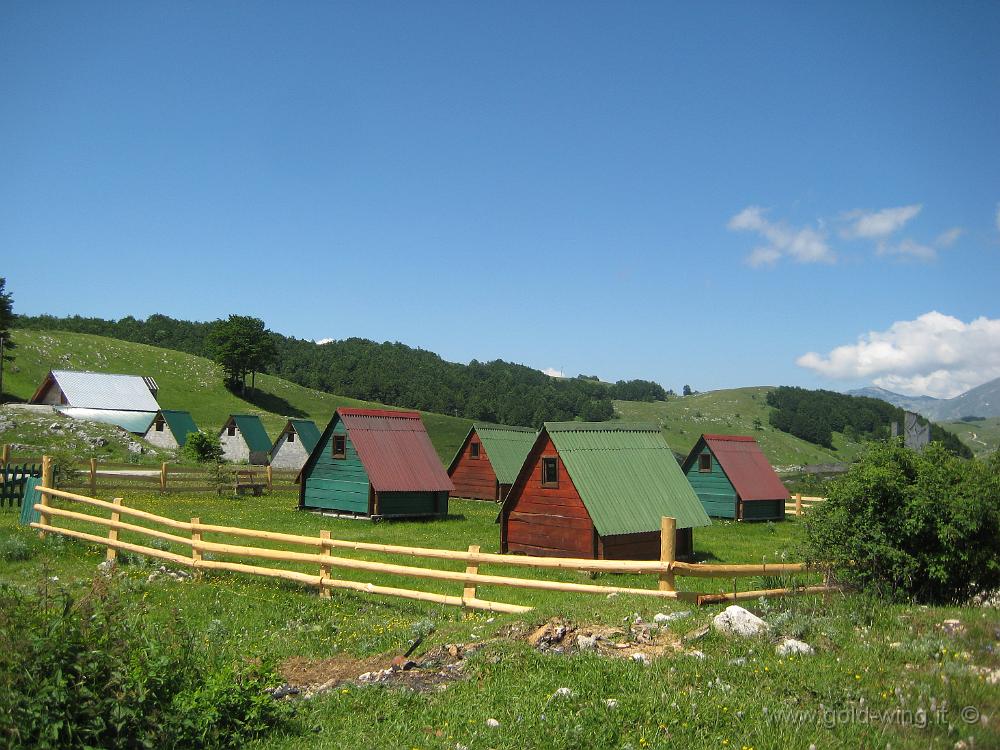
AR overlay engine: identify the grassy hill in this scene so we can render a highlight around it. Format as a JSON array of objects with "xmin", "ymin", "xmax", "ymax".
[
  {"xmin": 1, "ymin": 329, "xmax": 472, "ymax": 462},
  {"xmin": 613, "ymin": 386, "xmax": 866, "ymax": 468},
  {"xmin": 938, "ymin": 417, "xmax": 1000, "ymax": 458}
]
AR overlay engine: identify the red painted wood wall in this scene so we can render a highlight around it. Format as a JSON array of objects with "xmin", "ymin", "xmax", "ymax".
[
  {"xmin": 502, "ymin": 435, "xmax": 596, "ymax": 557},
  {"xmin": 449, "ymin": 430, "xmax": 499, "ymax": 501}
]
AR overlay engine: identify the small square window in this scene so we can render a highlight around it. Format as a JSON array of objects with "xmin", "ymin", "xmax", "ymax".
[
  {"xmin": 699, "ymin": 454, "xmax": 711, "ymax": 472},
  {"xmin": 470, "ymin": 442, "xmax": 480, "ymax": 459},
  {"xmin": 287, "ymin": 432, "xmax": 295, "ymax": 443},
  {"xmin": 227, "ymin": 425, "xmax": 236, "ymax": 437},
  {"xmin": 541, "ymin": 457, "xmax": 559, "ymax": 487},
  {"xmin": 332, "ymin": 434, "xmax": 347, "ymax": 459},
  {"xmin": 155, "ymin": 420, "xmax": 163, "ymax": 432}
]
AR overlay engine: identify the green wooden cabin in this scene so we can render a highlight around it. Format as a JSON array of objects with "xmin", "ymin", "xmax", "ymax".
[
  {"xmin": 681, "ymin": 434, "xmax": 788, "ymax": 520},
  {"xmin": 298, "ymin": 408, "xmax": 453, "ymax": 519}
]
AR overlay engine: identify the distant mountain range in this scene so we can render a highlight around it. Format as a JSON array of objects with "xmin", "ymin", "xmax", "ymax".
[{"xmin": 849, "ymin": 376, "xmax": 1000, "ymax": 421}]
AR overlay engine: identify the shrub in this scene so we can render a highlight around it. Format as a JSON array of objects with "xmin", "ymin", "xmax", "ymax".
[
  {"xmin": 182, "ymin": 432, "xmax": 224, "ymax": 464},
  {"xmin": 0, "ymin": 580, "xmax": 291, "ymax": 749},
  {"xmin": 0, "ymin": 533, "xmax": 35, "ymax": 562},
  {"xmin": 804, "ymin": 441, "xmax": 1000, "ymax": 604}
]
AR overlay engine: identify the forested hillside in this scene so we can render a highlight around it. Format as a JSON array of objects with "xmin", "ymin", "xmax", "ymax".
[
  {"xmin": 766, "ymin": 386, "xmax": 972, "ymax": 458},
  {"xmin": 16, "ymin": 314, "xmax": 667, "ymax": 426}
]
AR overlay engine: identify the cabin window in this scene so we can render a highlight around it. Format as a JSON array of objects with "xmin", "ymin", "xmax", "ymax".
[
  {"xmin": 155, "ymin": 420, "xmax": 163, "ymax": 432},
  {"xmin": 227, "ymin": 425, "xmax": 236, "ymax": 437},
  {"xmin": 699, "ymin": 454, "xmax": 711, "ymax": 472},
  {"xmin": 332, "ymin": 434, "xmax": 347, "ymax": 459},
  {"xmin": 541, "ymin": 457, "xmax": 559, "ymax": 487},
  {"xmin": 287, "ymin": 432, "xmax": 295, "ymax": 443},
  {"xmin": 470, "ymin": 442, "xmax": 480, "ymax": 459}
]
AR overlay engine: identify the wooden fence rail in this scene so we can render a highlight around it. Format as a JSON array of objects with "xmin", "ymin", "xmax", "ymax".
[
  {"xmin": 26, "ymin": 470, "xmax": 838, "ymax": 610},
  {"xmin": 784, "ymin": 493, "xmax": 827, "ymax": 517}
]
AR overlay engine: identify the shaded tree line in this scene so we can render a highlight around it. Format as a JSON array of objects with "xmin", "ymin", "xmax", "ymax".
[
  {"xmin": 766, "ymin": 386, "xmax": 972, "ymax": 458},
  {"xmin": 16, "ymin": 314, "xmax": 676, "ymax": 426}
]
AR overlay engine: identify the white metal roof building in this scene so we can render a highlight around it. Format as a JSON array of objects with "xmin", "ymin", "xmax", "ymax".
[{"xmin": 30, "ymin": 370, "xmax": 161, "ymax": 434}]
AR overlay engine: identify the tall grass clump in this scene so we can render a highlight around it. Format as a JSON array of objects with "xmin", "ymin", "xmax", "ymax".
[
  {"xmin": 804, "ymin": 440, "xmax": 1000, "ymax": 604},
  {"xmin": 0, "ymin": 579, "xmax": 292, "ymax": 749}
]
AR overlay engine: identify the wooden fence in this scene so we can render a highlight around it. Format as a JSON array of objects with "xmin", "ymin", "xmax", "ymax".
[
  {"xmin": 1, "ymin": 447, "xmax": 297, "ymax": 495},
  {"xmin": 1, "ymin": 462, "xmax": 41, "ymax": 508},
  {"xmin": 27, "ymin": 459, "xmax": 838, "ymax": 611},
  {"xmin": 785, "ymin": 493, "xmax": 826, "ymax": 517}
]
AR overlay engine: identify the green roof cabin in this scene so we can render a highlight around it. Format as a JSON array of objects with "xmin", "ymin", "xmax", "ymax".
[
  {"xmin": 447, "ymin": 424, "xmax": 537, "ymax": 501},
  {"xmin": 681, "ymin": 434, "xmax": 789, "ymax": 520},
  {"xmin": 500, "ymin": 422, "xmax": 711, "ymax": 560},
  {"xmin": 143, "ymin": 409, "xmax": 199, "ymax": 450},
  {"xmin": 269, "ymin": 419, "xmax": 322, "ymax": 470},
  {"xmin": 218, "ymin": 414, "xmax": 272, "ymax": 465},
  {"xmin": 298, "ymin": 409, "xmax": 453, "ymax": 519}
]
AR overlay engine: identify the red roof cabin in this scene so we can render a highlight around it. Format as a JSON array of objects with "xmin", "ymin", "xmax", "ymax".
[
  {"xmin": 681, "ymin": 434, "xmax": 789, "ymax": 520},
  {"xmin": 500, "ymin": 422, "xmax": 711, "ymax": 560},
  {"xmin": 298, "ymin": 409, "xmax": 454, "ymax": 519},
  {"xmin": 447, "ymin": 424, "xmax": 536, "ymax": 502}
]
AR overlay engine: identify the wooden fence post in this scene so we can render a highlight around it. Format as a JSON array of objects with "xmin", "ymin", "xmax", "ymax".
[
  {"xmin": 107, "ymin": 498, "xmax": 122, "ymax": 561},
  {"xmin": 1, "ymin": 444, "xmax": 9, "ymax": 467},
  {"xmin": 160, "ymin": 463, "xmax": 168, "ymax": 492},
  {"xmin": 319, "ymin": 530, "xmax": 331, "ymax": 598},
  {"xmin": 89, "ymin": 458, "xmax": 97, "ymax": 495},
  {"xmin": 463, "ymin": 544, "xmax": 480, "ymax": 603},
  {"xmin": 191, "ymin": 517, "xmax": 202, "ymax": 575},
  {"xmin": 659, "ymin": 516, "xmax": 676, "ymax": 592},
  {"xmin": 795, "ymin": 493, "xmax": 802, "ymax": 517},
  {"xmin": 266, "ymin": 465, "xmax": 273, "ymax": 491},
  {"xmin": 38, "ymin": 455, "xmax": 53, "ymax": 539}
]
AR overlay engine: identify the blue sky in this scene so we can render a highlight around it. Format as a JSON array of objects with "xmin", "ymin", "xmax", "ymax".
[{"xmin": 3, "ymin": 3, "xmax": 999, "ymax": 397}]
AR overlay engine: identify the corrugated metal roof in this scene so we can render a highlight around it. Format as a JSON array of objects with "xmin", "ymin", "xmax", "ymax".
[
  {"xmin": 160, "ymin": 410, "xmax": 199, "ymax": 446},
  {"xmin": 339, "ymin": 409, "xmax": 454, "ymax": 493},
  {"xmin": 45, "ymin": 370, "xmax": 160, "ymax": 411},
  {"xmin": 227, "ymin": 415, "xmax": 272, "ymax": 453},
  {"xmin": 690, "ymin": 434, "xmax": 790, "ymax": 502},
  {"xmin": 57, "ymin": 407, "xmax": 157, "ymax": 434},
  {"xmin": 288, "ymin": 419, "xmax": 322, "ymax": 453},
  {"xmin": 471, "ymin": 424, "xmax": 537, "ymax": 485},
  {"xmin": 545, "ymin": 421, "xmax": 711, "ymax": 535}
]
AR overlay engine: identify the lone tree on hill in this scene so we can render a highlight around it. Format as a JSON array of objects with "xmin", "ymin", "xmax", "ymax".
[
  {"xmin": 0, "ymin": 278, "xmax": 15, "ymax": 400},
  {"xmin": 682, "ymin": 384, "xmax": 693, "ymax": 397},
  {"xmin": 207, "ymin": 315, "xmax": 277, "ymax": 394}
]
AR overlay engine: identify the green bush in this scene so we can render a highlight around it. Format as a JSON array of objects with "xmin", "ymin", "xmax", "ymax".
[
  {"xmin": 804, "ymin": 441, "xmax": 1000, "ymax": 604},
  {"xmin": 182, "ymin": 432, "xmax": 224, "ymax": 464},
  {"xmin": 0, "ymin": 580, "xmax": 291, "ymax": 749},
  {"xmin": 0, "ymin": 534, "xmax": 35, "ymax": 562}
]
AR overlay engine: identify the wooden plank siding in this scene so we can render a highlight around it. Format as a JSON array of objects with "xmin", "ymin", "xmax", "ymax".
[
  {"xmin": 449, "ymin": 432, "xmax": 499, "ymax": 501},
  {"xmin": 302, "ymin": 422, "xmax": 371, "ymax": 514},
  {"xmin": 684, "ymin": 448, "xmax": 737, "ymax": 518},
  {"xmin": 502, "ymin": 435, "xmax": 596, "ymax": 557}
]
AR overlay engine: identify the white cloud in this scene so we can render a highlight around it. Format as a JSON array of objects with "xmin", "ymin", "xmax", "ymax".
[
  {"xmin": 842, "ymin": 204, "xmax": 922, "ymax": 239},
  {"xmin": 728, "ymin": 206, "xmax": 835, "ymax": 267},
  {"xmin": 542, "ymin": 367, "xmax": 565, "ymax": 378},
  {"xmin": 876, "ymin": 238, "xmax": 937, "ymax": 261},
  {"xmin": 935, "ymin": 227, "xmax": 962, "ymax": 247},
  {"xmin": 796, "ymin": 311, "xmax": 1000, "ymax": 398},
  {"xmin": 315, "ymin": 337, "xmax": 334, "ymax": 345}
]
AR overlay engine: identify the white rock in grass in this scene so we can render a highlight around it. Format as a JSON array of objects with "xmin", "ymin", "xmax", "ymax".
[
  {"xmin": 486, "ymin": 718, "xmax": 500, "ymax": 728},
  {"xmin": 576, "ymin": 634, "xmax": 598, "ymax": 650},
  {"xmin": 605, "ymin": 699, "xmax": 619, "ymax": 709},
  {"xmin": 712, "ymin": 606, "xmax": 769, "ymax": 638},
  {"xmin": 554, "ymin": 687, "xmax": 573, "ymax": 698},
  {"xmin": 631, "ymin": 653, "xmax": 650, "ymax": 665},
  {"xmin": 688, "ymin": 650, "xmax": 707, "ymax": 660},
  {"xmin": 776, "ymin": 638, "xmax": 814, "ymax": 656}
]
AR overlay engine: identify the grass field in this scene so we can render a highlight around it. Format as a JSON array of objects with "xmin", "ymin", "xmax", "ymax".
[
  {"xmin": 613, "ymin": 388, "xmax": 867, "ymax": 468},
  {"xmin": 2, "ymin": 489, "xmax": 996, "ymax": 749},
  {"xmin": 1, "ymin": 329, "xmax": 472, "ymax": 463}
]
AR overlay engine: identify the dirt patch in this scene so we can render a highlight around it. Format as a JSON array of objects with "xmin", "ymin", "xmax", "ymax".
[
  {"xmin": 526, "ymin": 617, "xmax": 683, "ymax": 660},
  {"xmin": 279, "ymin": 643, "xmax": 480, "ymax": 696}
]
